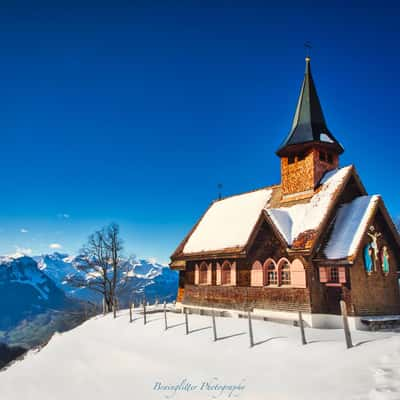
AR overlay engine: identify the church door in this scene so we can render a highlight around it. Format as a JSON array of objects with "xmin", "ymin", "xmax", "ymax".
[{"xmin": 325, "ymin": 287, "xmax": 342, "ymax": 315}]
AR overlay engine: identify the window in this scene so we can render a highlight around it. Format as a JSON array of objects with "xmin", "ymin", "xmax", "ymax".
[
  {"xmin": 199, "ymin": 262, "xmax": 209, "ymax": 285},
  {"xmin": 266, "ymin": 261, "xmax": 277, "ymax": 285},
  {"xmin": 221, "ymin": 262, "xmax": 231, "ymax": 285},
  {"xmin": 297, "ymin": 152, "xmax": 306, "ymax": 161},
  {"xmin": 328, "ymin": 267, "xmax": 339, "ymax": 283},
  {"xmin": 288, "ymin": 154, "xmax": 296, "ymax": 164},
  {"xmin": 327, "ymin": 153, "xmax": 333, "ymax": 164},
  {"xmin": 319, "ymin": 151, "xmax": 327, "ymax": 162},
  {"xmin": 320, "ymin": 266, "xmax": 346, "ymax": 284},
  {"xmin": 280, "ymin": 261, "xmax": 291, "ymax": 285}
]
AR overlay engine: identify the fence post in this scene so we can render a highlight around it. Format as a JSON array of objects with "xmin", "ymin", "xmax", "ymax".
[
  {"xmin": 143, "ymin": 302, "xmax": 147, "ymax": 325},
  {"xmin": 184, "ymin": 308, "xmax": 189, "ymax": 335},
  {"xmin": 129, "ymin": 302, "xmax": 133, "ymax": 323},
  {"xmin": 298, "ymin": 311, "xmax": 307, "ymax": 345},
  {"xmin": 340, "ymin": 300, "xmax": 353, "ymax": 349},
  {"xmin": 248, "ymin": 310, "xmax": 254, "ymax": 348},
  {"xmin": 211, "ymin": 310, "xmax": 217, "ymax": 341},
  {"xmin": 164, "ymin": 301, "xmax": 168, "ymax": 330}
]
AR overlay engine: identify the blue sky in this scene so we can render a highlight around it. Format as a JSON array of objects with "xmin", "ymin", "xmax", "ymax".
[{"xmin": 1, "ymin": 1, "xmax": 400, "ymax": 262}]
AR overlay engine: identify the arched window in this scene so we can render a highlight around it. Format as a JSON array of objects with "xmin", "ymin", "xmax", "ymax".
[
  {"xmin": 264, "ymin": 259, "xmax": 277, "ymax": 285},
  {"xmin": 251, "ymin": 260, "xmax": 263, "ymax": 287},
  {"xmin": 221, "ymin": 261, "xmax": 231, "ymax": 285},
  {"xmin": 199, "ymin": 262, "xmax": 208, "ymax": 285},
  {"xmin": 278, "ymin": 259, "xmax": 291, "ymax": 285}
]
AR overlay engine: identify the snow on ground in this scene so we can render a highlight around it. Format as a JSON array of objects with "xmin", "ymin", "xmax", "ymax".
[{"xmin": 1, "ymin": 309, "xmax": 400, "ymax": 400}]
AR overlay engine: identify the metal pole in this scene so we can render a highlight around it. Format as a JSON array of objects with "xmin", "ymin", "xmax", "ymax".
[
  {"xmin": 298, "ymin": 311, "xmax": 307, "ymax": 345},
  {"xmin": 212, "ymin": 310, "xmax": 217, "ymax": 341},
  {"xmin": 143, "ymin": 302, "xmax": 147, "ymax": 325},
  {"xmin": 184, "ymin": 308, "xmax": 189, "ymax": 335},
  {"xmin": 248, "ymin": 310, "xmax": 254, "ymax": 348},
  {"xmin": 129, "ymin": 302, "xmax": 133, "ymax": 323},
  {"xmin": 164, "ymin": 301, "xmax": 168, "ymax": 330},
  {"xmin": 340, "ymin": 300, "xmax": 353, "ymax": 349}
]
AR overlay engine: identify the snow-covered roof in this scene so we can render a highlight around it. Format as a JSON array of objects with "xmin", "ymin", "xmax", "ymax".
[
  {"xmin": 179, "ymin": 166, "xmax": 356, "ymax": 256},
  {"xmin": 324, "ymin": 195, "xmax": 380, "ymax": 260},
  {"xmin": 182, "ymin": 188, "xmax": 273, "ymax": 254},
  {"xmin": 267, "ymin": 166, "xmax": 352, "ymax": 245},
  {"xmin": 320, "ymin": 133, "xmax": 334, "ymax": 143}
]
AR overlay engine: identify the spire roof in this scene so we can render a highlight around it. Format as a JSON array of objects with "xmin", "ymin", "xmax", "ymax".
[{"xmin": 276, "ymin": 57, "xmax": 344, "ymax": 156}]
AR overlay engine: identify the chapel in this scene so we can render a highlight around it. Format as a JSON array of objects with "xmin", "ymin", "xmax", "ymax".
[{"xmin": 170, "ymin": 57, "xmax": 400, "ymax": 329}]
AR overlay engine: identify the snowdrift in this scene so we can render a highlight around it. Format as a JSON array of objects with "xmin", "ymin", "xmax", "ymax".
[{"xmin": 1, "ymin": 309, "xmax": 400, "ymax": 400}]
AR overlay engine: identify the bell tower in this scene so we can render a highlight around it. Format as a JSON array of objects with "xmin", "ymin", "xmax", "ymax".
[{"xmin": 276, "ymin": 57, "xmax": 344, "ymax": 201}]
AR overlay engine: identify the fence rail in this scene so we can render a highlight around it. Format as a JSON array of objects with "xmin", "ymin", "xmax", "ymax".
[{"xmin": 104, "ymin": 300, "xmax": 356, "ymax": 350}]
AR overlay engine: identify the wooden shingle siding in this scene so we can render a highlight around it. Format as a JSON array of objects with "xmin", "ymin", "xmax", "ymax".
[{"xmin": 183, "ymin": 285, "xmax": 311, "ymax": 312}]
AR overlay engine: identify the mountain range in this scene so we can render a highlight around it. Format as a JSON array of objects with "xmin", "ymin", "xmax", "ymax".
[
  {"xmin": 0, "ymin": 253, "xmax": 178, "ymax": 355},
  {"xmin": 34, "ymin": 252, "xmax": 178, "ymax": 305}
]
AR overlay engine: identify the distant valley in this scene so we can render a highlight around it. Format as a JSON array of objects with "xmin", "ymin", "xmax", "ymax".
[{"xmin": 0, "ymin": 253, "xmax": 178, "ymax": 368}]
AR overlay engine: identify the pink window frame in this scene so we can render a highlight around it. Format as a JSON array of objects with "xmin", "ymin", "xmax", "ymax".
[{"xmin": 264, "ymin": 258, "xmax": 278, "ymax": 286}]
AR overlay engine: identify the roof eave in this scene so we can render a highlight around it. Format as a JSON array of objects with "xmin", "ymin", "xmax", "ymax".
[
  {"xmin": 276, "ymin": 140, "xmax": 345, "ymax": 157},
  {"xmin": 313, "ymin": 257, "xmax": 353, "ymax": 266},
  {"xmin": 173, "ymin": 248, "xmax": 247, "ymax": 261}
]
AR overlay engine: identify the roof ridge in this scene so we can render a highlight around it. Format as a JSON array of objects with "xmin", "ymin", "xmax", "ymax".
[{"xmin": 215, "ymin": 183, "xmax": 280, "ymax": 203}]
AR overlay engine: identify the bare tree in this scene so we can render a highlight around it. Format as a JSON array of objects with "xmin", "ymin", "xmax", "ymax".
[
  {"xmin": 104, "ymin": 223, "xmax": 123, "ymax": 307},
  {"xmin": 68, "ymin": 223, "xmax": 124, "ymax": 313}
]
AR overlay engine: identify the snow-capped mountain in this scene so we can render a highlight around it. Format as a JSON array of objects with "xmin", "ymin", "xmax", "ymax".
[
  {"xmin": 34, "ymin": 253, "xmax": 178, "ymax": 305},
  {"xmin": 34, "ymin": 253, "xmax": 97, "ymax": 301},
  {"xmin": 0, "ymin": 256, "xmax": 71, "ymax": 332},
  {"xmin": 0, "ymin": 253, "xmax": 177, "ymax": 351}
]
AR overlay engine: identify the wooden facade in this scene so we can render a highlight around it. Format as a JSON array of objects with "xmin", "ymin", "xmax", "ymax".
[
  {"xmin": 171, "ymin": 202, "xmax": 400, "ymax": 318},
  {"xmin": 170, "ymin": 57, "xmax": 400, "ymax": 324}
]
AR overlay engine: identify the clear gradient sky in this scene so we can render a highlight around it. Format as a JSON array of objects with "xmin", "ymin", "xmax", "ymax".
[{"xmin": 1, "ymin": 1, "xmax": 399, "ymax": 262}]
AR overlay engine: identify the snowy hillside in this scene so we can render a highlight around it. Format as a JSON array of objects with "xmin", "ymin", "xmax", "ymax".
[{"xmin": 1, "ymin": 310, "xmax": 400, "ymax": 400}]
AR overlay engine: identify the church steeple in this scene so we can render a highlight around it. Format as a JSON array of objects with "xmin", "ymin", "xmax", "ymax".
[
  {"xmin": 278, "ymin": 57, "xmax": 345, "ymax": 200},
  {"xmin": 277, "ymin": 57, "xmax": 344, "ymax": 156}
]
